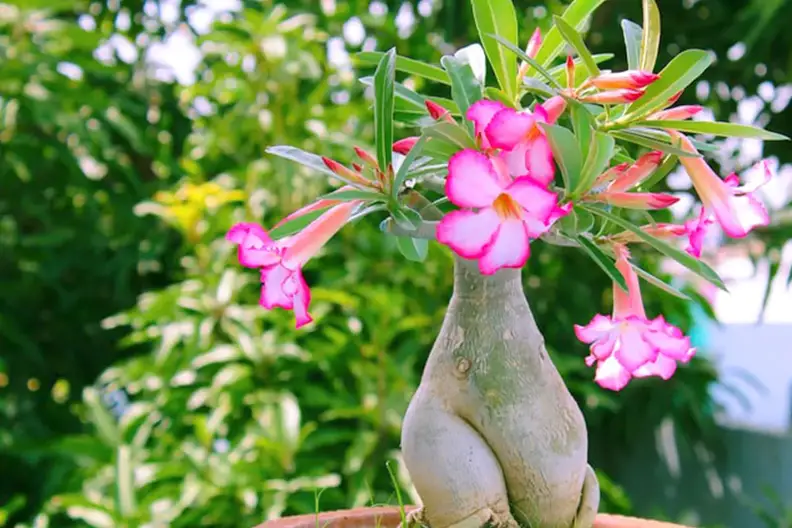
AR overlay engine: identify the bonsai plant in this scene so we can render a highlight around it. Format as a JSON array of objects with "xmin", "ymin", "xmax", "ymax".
[{"xmin": 227, "ymin": 0, "xmax": 787, "ymax": 526}]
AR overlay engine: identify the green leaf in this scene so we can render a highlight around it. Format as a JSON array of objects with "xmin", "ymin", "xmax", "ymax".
[
  {"xmin": 115, "ymin": 445, "xmax": 136, "ymax": 518},
  {"xmin": 576, "ymin": 132, "xmax": 615, "ymax": 196},
  {"xmin": 621, "ymin": 20, "xmax": 642, "ymax": 71},
  {"xmin": 521, "ymin": 78, "xmax": 557, "ymax": 98},
  {"xmin": 623, "ymin": 49, "xmax": 714, "ymax": 119},
  {"xmin": 266, "ymin": 145, "xmax": 365, "ymax": 187},
  {"xmin": 570, "ymin": 102, "xmax": 595, "ymax": 156},
  {"xmin": 580, "ymin": 205, "xmax": 727, "ymax": 291},
  {"xmin": 639, "ymin": 0, "xmax": 661, "ymax": 72},
  {"xmin": 635, "ymin": 120, "xmax": 789, "ymax": 141},
  {"xmin": 355, "ymin": 52, "xmax": 449, "ymax": 84},
  {"xmin": 374, "ymin": 48, "xmax": 397, "ymax": 172},
  {"xmin": 83, "ymin": 388, "xmax": 120, "ymax": 447},
  {"xmin": 393, "ymin": 135, "xmax": 428, "ymax": 198},
  {"xmin": 484, "ymin": 87, "xmax": 516, "ymax": 107},
  {"xmin": 575, "ymin": 234, "xmax": 628, "ymax": 291},
  {"xmin": 424, "ymin": 121, "xmax": 476, "ymax": 150},
  {"xmin": 269, "ymin": 207, "xmax": 331, "ymax": 240},
  {"xmin": 396, "ymin": 236, "xmax": 429, "ymax": 262},
  {"xmin": 531, "ymin": 0, "xmax": 608, "ymax": 69},
  {"xmin": 361, "ymin": 76, "xmax": 460, "ymax": 116},
  {"xmin": 319, "ymin": 189, "xmax": 386, "ymax": 202},
  {"xmin": 632, "ymin": 264, "xmax": 691, "ymax": 301},
  {"xmin": 553, "ymin": 15, "xmax": 600, "ymax": 77},
  {"xmin": 541, "ymin": 123, "xmax": 582, "ymax": 192},
  {"xmin": 493, "ymin": 34, "xmax": 562, "ymax": 89},
  {"xmin": 440, "ymin": 55, "xmax": 483, "ymax": 127},
  {"xmin": 470, "ymin": 0, "xmax": 519, "ymax": 100},
  {"xmin": 609, "ymin": 129, "xmax": 700, "ymax": 158}
]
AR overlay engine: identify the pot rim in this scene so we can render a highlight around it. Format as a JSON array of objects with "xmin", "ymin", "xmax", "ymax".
[{"xmin": 256, "ymin": 506, "xmax": 694, "ymax": 528}]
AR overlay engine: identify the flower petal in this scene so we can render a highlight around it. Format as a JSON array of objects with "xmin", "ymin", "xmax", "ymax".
[
  {"xmin": 499, "ymin": 141, "xmax": 530, "ymax": 177},
  {"xmin": 436, "ymin": 208, "xmax": 500, "ymax": 259},
  {"xmin": 478, "ymin": 219, "xmax": 530, "ymax": 275},
  {"xmin": 485, "ymin": 109, "xmax": 535, "ymax": 151},
  {"xmin": 632, "ymin": 353, "xmax": 678, "ymax": 380},
  {"xmin": 466, "ymin": 100, "xmax": 506, "ymax": 138},
  {"xmin": 712, "ymin": 192, "xmax": 770, "ymax": 238},
  {"xmin": 644, "ymin": 327, "xmax": 694, "ymax": 362},
  {"xmin": 615, "ymin": 324, "xmax": 657, "ymax": 371},
  {"xmin": 260, "ymin": 264, "xmax": 294, "ymax": 310},
  {"xmin": 525, "ymin": 136, "xmax": 555, "ymax": 186},
  {"xmin": 574, "ymin": 313, "xmax": 615, "ymax": 343},
  {"xmin": 283, "ymin": 201, "xmax": 358, "ymax": 267},
  {"xmin": 227, "ymin": 223, "xmax": 282, "ymax": 268},
  {"xmin": 290, "ymin": 270, "xmax": 313, "ymax": 328},
  {"xmin": 593, "ymin": 356, "xmax": 633, "ymax": 391},
  {"xmin": 506, "ymin": 176, "xmax": 559, "ymax": 220},
  {"xmin": 445, "ymin": 149, "xmax": 504, "ymax": 208}
]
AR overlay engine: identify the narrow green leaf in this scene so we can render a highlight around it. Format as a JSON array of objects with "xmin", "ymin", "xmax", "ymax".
[
  {"xmin": 632, "ymin": 264, "xmax": 691, "ymax": 301},
  {"xmin": 609, "ymin": 129, "xmax": 700, "ymax": 158},
  {"xmin": 531, "ymin": 0, "xmax": 608, "ymax": 70},
  {"xmin": 116, "ymin": 445, "xmax": 136, "ymax": 518},
  {"xmin": 521, "ymin": 78, "xmax": 557, "ymax": 98},
  {"xmin": 269, "ymin": 207, "xmax": 331, "ymax": 240},
  {"xmin": 266, "ymin": 146, "xmax": 365, "ymax": 187},
  {"xmin": 541, "ymin": 123, "xmax": 582, "ymax": 192},
  {"xmin": 621, "ymin": 20, "xmax": 642, "ymax": 71},
  {"xmin": 576, "ymin": 132, "xmax": 615, "ymax": 196},
  {"xmin": 318, "ymin": 189, "xmax": 386, "ymax": 202},
  {"xmin": 421, "ymin": 136, "xmax": 461, "ymax": 162},
  {"xmin": 396, "ymin": 235, "xmax": 429, "ymax": 262},
  {"xmin": 575, "ymin": 234, "xmax": 629, "ymax": 291},
  {"xmin": 639, "ymin": 0, "xmax": 661, "ymax": 72},
  {"xmin": 440, "ymin": 55, "xmax": 483, "ymax": 127},
  {"xmin": 553, "ymin": 15, "xmax": 600, "ymax": 77},
  {"xmin": 424, "ymin": 121, "xmax": 476, "ymax": 150},
  {"xmin": 470, "ymin": 0, "xmax": 519, "ymax": 100},
  {"xmin": 635, "ymin": 120, "xmax": 790, "ymax": 141},
  {"xmin": 624, "ymin": 49, "xmax": 714, "ymax": 119},
  {"xmin": 355, "ymin": 52, "xmax": 449, "ymax": 84},
  {"xmin": 493, "ymin": 34, "xmax": 562, "ymax": 89},
  {"xmin": 581, "ymin": 204, "xmax": 727, "ymax": 291},
  {"xmin": 393, "ymin": 135, "xmax": 428, "ymax": 198},
  {"xmin": 83, "ymin": 388, "xmax": 120, "ymax": 447},
  {"xmin": 374, "ymin": 48, "xmax": 397, "ymax": 172}
]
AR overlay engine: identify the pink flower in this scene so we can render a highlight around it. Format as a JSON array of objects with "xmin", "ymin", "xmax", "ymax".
[
  {"xmin": 425, "ymin": 100, "xmax": 454, "ymax": 122},
  {"xmin": 671, "ymin": 131, "xmax": 772, "ymax": 238},
  {"xmin": 581, "ymin": 89, "xmax": 644, "ymax": 104},
  {"xmin": 683, "ymin": 207, "xmax": 715, "ymax": 258},
  {"xmin": 436, "ymin": 149, "xmax": 569, "ymax": 275},
  {"xmin": 588, "ymin": 70, "xmax": 660, "ymax": 90},
  {"xmin": 466, "ymin": 99, "xmax": 507, "ymax": 149},
  {"xmin": 586, "ymin": 191, "xmax": 679, "ymax": 210},
  {"xmin": 607, "ymin": 151, "xmax": 663, "ymax": 192},
  {"xmin": 647, "ymin": 105, "xmax": 704, "ymax": 121},
  {"xmin": 574, "ymin": 245, "xmax": 696, "ymax": 391},
  {"xmin": 393, "ymin": 137, "xmax": 419, "ymax": 155},
  {"xmin": 226, "ymin": 201, "xmax": 358, "ymax": 328},
  {"xmin": 517, "ymin": 28, "xmax": 543, "ymax": 79},
  {"xmin": 484, "ymin": 105, "xmax": 556, "ymax": 185}
]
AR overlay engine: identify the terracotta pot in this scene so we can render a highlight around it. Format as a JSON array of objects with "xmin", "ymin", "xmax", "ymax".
[{"xmin": 256, "ymin": 506, "xmax": 693, "ymax": 528}]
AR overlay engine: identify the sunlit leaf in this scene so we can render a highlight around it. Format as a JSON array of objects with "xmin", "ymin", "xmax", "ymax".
[{"xmin": 470, "ymin": 0, "xmax": 519, "ymax": 100}]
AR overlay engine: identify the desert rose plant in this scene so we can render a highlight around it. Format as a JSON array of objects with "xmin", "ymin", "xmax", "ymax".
[{"xmin": 226, "ymin": 0, "xmax": 787, "ymax": 526}]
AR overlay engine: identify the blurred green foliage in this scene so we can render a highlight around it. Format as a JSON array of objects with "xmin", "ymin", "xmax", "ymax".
[{"xmin": 0, "ymin": 0, "xmax": 789, "ymax": 526}]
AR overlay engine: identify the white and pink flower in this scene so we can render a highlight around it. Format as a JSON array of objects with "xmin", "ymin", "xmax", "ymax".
[
  {"xmin": 436, "ymin": 149, "xmax": 569, "ymax": 275},
  {"xmin": 226, "ymin": 201, "xmax": 358, "ymax": 328},
  {"xmin": 575, "ymin": 245, "xmax": 696, "ymax": 391},
  {"xmin": 671, "ymin": 131, "xmax": 772, "ymax": 238}
]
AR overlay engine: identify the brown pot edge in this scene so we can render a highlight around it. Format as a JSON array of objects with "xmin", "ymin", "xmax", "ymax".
[{"xmin": 256, "ymin": 506, "xmax": 694, "ymax": 528}]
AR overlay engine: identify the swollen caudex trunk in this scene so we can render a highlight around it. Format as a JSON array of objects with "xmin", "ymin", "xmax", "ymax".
[{"xmin": 401, "ymin": 256, "xmax": 600, "ymax": 528}]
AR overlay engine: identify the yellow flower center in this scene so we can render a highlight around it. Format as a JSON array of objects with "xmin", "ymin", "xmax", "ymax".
[{"xmin": 492, "ymin": 193, "xmax": 522, "ymax": 220}]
